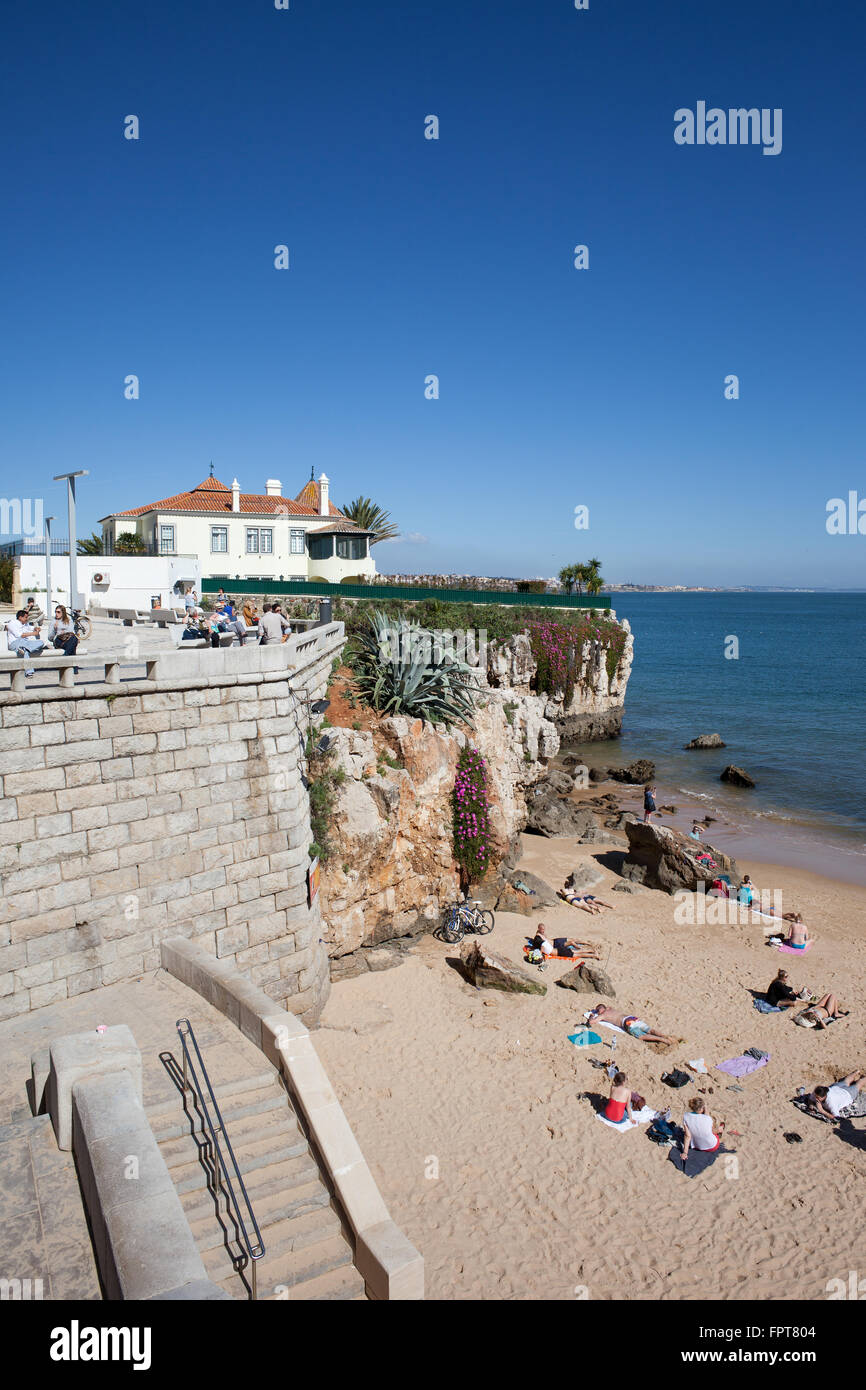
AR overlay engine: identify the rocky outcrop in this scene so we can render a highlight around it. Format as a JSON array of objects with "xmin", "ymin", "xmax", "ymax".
[
  {"xmin": 460, "ymin": 941, "xmax": 547, "ymax": 995},
  {"xmin": 721, "ymin": 765, "xmax": 755, "ymax": 788},
  {"xmin": 685, "ymin": 733, "xmax": 726, "ymax": 750},
  {"xmin": 607, "ymin": 759, "xmax": 655, "ymax": 785},
  {"xmin": 319, "ymin": 612, "xmax": 632, "ymax": 960},
  {"xmin": 621, "ymin": 821, "xmax": 741, "ymax": 895},
  {"xmin": 489, "ymin": 626, "xmax": 634, "ymax": 744}
]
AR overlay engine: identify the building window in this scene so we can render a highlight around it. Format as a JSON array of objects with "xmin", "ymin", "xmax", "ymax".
[
  {"xmin": 336, "ymin": 536, "xmax": 367, "ymax": 561},
  {"xmin": 211, "ymin": 527, "xmax": 228, "ymax": 553},
  {"xmin": 245, "ymin": 527, "xmax": 274, "ymax": 554},
  {"xmin": 308, "ymin": 535, "xmax": 334, "ymax": 561},
  {"xmin": 159, "ymin": 525, "xmax": 176, "ymax": 555},
  {"xmin": 290, "ymin": 529, "xmax": 305, "ymax": 554}
]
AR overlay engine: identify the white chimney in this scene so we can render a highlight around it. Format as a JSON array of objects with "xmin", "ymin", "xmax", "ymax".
[
  {"xmin": 231, "ymin": 478, "xmax": 240, "ymax": 513},
  {"xmin": 318, "ymin": 472, "xmax": 329, "ymax": 516},
  {"xmin": 266, "ymin": 479, "xmax": 282, "ymax": 497}
]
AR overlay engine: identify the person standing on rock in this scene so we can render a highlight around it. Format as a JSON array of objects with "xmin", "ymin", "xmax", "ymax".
[{"xmin": 643, "ymin": 784, "xmax": 657, "ymax": 824}]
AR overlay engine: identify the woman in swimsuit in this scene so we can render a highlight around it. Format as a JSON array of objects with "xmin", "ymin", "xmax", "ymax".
[
  {"xmin": 794, "ymin": 993, "xmax": 847, "ymax": 1029},
  {"xmin": 603, "ymin": 1071, "xmax": 633, "ymax": 1124},
  {"xmin": 783, "ymin": 914, "xmax": 814, "ymax": 950},
  {"xmin": 558, "ymin": 888, "xmax": 614, "ymax": 914}
]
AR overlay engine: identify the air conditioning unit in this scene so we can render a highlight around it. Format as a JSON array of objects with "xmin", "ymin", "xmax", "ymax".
[{"xmin": 92, "ymin": 571, "xmax": 110, "ymax": 586}]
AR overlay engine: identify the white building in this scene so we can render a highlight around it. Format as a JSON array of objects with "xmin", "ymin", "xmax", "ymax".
[{"xmin": 98, "ymin": 469, "xmax": 377, "ymax": 586}]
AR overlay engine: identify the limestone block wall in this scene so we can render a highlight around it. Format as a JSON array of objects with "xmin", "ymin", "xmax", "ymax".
[{"xmin": 0, "ymin": 625, "xmax": 344, "ymax": 1025}]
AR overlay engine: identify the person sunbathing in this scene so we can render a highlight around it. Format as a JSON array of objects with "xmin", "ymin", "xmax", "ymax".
[
  {"xmin": 809, "ymin": 1071, "xmax": 866, "ymax": 1119},
  {"xmin": 558, "ymin": 887, "xmax": 614, "ymax": 914},
  {"xmin": 603, "ymin": 1072, "xmax": 633, "ymax": 1124},
  {"xmin": 586, "ymin": 1003, "xmax": 678, "ymax": 1045},
  {"xmin": 530, "ymin": 925, "xmax": 602, "ymax": 960},
  {"xmin": 794, "ymin": 993, "xmax": 848, "ymax": 1029},
  {"xmin": 782, "ymin": 914, "xmax": 814, "ymax": 950}
]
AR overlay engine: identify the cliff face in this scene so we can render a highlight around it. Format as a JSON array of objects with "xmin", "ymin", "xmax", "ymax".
[{"xmin": 319, "ymin": 620, "xmax": 633, "ymax": 960}]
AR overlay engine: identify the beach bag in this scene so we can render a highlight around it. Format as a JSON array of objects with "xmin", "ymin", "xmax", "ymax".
[
  {"xmin": 662, "ymin": 1069, "xmax": 691, "ymax": 1089},
  {"xmin": 526, "ymin": 948, "xmax": 543, "ymax": 964},
  {"xmin": 647, "ymin": 1118, "xmax": 677, "ymax": 1145},
  {"xmin": 793, "ymin": 1009, "xmax": 818, "ymax": 1029}
]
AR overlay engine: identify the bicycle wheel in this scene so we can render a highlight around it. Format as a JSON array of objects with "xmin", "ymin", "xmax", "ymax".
[
  {"xmin": 439, "ymin": 909, "xmax": 464, "ymax": 944},
  {"xmin": 76, "ymin": 616, "xmax": 93, "ymax": 640},
  {"xmin": 475, "ymin": 910, "xmax": 495, "ymax": 934}
]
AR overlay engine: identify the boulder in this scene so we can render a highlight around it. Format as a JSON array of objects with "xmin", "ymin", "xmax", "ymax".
[
  {"xmin": 622, "ymin": 820, "xmax": 741, "ymax": 895},
  {"xmin": 588, "ymin": 766, "xmax": 607, "ymax": 783},
  {"xmin": 494, "ymin": 882, "xmax": 535, "ymax": 917},
  {"xmin": 607, "ymin": 759, "xmax": 655, "ymax": 785},
  {"xmin": 506, "ymin": 870, "xmax": 558, "ymax": 907},
  {"xmin": 565, "ymin": 863, "xmax": 604, "ymax": 893},
  {"xmin": 604, "ymin": 811, "xmax": 639, "ymax": 831},
  {"xmin": 526, "ymin": 786, "xmax": 596, "ymax": 838},
  {"xmin": 684, "ymin": 733, "xmax": 726, "ymax": 750},
  {"xmin": 556, "ymin": 962, "xmax": 616, "ymax": 997},
  {"xmin": 612, "ymin": 881, "xmax": 635, "ymax": 893},
  {"xmin": 460, "ymin": 941, "xmax": 547, "ymax": 995},
  {"xmin": 578, "ymin": 825, "xmax": 623, "ymax": 846},
  {"xmin": 544, "ymin": 769, "xmax": 576, "ymax": 796},
  {"xmin": 721, "ymin": 765, "xmax": 756, "ymax": 788}
]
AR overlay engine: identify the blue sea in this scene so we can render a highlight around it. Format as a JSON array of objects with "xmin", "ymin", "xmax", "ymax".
[{"xmin": 565, "ymin": 593, "xmax": 866, "ymax": 885}]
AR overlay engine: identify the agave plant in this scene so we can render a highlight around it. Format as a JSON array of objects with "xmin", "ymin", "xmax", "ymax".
[{"xmin": 353, "ymin": 610, "xmax": 481, "ymax": 727}]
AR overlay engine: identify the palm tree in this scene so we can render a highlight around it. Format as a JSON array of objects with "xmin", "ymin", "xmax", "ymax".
[
  {"xmin": 558, "ymin": 564, "xmax": 577, "ymax": 593},
  {"xmin": 585, "ymin": 558, "xmax": 605, "ymax": 595},
  {"xmin": 340, "ymin": 496, "xmax": 400, "ymax": 545},
  {"xmin": 115, "ymin": 531, "xmax": 146, "ymax": 554},
  {"xmin": 77, "ymin": 532, "xmax": 104, "ymax": 555}
]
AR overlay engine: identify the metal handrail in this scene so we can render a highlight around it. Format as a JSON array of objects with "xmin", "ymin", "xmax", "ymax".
[{"xmin": 175, "ymin": 1018, "xmax": 266, "ymax": 1299}]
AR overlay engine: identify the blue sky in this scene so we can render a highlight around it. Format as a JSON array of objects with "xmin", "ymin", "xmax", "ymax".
[{"xmin": 1, "ymin": 0, "xmax": 864, "ymax": 586}]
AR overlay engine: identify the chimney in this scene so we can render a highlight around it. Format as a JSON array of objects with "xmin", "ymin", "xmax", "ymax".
[
  {"xmin": 318, "ymin": 472, "xmax": 329, "ymax": 516},
  {"xmin": 266, "ymin": 479, "xmax": 282, "ymax": 497},
  {"xmin": 231, "ymin": 478, "xmax": 240, "ymax": 513}
]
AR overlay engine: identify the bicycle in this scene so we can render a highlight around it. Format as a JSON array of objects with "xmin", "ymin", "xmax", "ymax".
[
  {"xmin": 436, "ymin": 894, "xmax": 495, "ymax": 944},
  {"xmin": 71, "ymin": 608, "xmax": 92, "ymax": 642}
]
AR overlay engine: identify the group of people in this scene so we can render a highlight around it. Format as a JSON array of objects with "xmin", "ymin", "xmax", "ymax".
[
  {"xmin": 603, "ymin": 1075, "xmax": 725, "ymax": 1157},
  {"xmin": 179, "ymin": 589, "xmax": 294, "ymax": 649},
  {"xmin": 6, "ymin": 602, "xmax": 80, "ymax": 671}
]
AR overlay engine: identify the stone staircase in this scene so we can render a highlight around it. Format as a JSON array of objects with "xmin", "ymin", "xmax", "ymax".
[{"xmin": 147, "ymin": 1067, "xmax": 366, "ymax": 1301}]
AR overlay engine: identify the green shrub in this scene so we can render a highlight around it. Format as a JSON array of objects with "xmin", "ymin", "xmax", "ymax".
[{"xmin": 352, "ymin": 610, "xmax": 481, "ymax": 727}]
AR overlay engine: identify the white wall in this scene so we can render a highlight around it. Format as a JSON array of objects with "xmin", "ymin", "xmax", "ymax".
[{"xmin": 15, "ymin": 554, "xmax": 202, "ymax": 613}]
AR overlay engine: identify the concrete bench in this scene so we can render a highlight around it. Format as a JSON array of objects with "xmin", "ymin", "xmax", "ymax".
[
  {"xmin": 115, "ymin": 608, "xmax": 154, "ymax": 625},
  {"xmin": 0, "ymin": 653, "xmax": 121, "ymax": 691}
]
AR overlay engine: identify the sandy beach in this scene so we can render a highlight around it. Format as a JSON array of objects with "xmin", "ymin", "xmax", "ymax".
[{"xmin": 315, "ymin": 831, "xmax": 866, "ymax": 1301}]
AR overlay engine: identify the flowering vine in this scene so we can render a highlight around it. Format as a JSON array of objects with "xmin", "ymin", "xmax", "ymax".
[{"xmin": 452, "ymin": 746, "xmax": 490, "ymax": 883}]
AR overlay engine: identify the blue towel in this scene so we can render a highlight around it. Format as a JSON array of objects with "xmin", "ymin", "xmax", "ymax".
[
  {"xmin": 753, "ymin": 998, "xmax": 781, "ymax": 1013},
  {"xmin": 569, "ymin": 1029, "xmax": 602, "ymax": 1047},
  {"xmin": 668, "ymin": 1143, "xmax": 729, "ymax": 1178}
]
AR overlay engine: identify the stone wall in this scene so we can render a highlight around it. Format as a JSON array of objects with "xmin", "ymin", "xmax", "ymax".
[{"xmin": 0, "ymin": 626, "xmax": 344, "ymax": 1025}]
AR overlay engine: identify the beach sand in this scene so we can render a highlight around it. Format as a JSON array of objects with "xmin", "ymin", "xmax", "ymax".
[{"xmin": 315, "ymin": 833, "xmax": 866, "ymax": 1301}]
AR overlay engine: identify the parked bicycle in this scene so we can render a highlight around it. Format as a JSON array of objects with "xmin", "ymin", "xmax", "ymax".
[
  {"xmin": 71, "ymin": 608, "xmax": 92, "ymax": 642},
  {"xmin": 436, "ymin": 894, "xmax": 495, "ymax": 943}
]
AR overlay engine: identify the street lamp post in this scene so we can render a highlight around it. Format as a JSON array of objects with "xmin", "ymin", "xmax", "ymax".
[
  {"xmin": 44, "ymin": 515, "xmax": 56, "ymax": 614},
  {"xmin": 53, "ymin": 471, "xmax": 89, "ymax": 611}
]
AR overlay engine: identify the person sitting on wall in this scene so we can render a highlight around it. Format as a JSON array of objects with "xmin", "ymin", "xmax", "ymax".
[
  {"xmin": 6, "ymin": 609, "xmax": 45, "ymax": 659},
  {"xmin": 47, "ymin": 605, "xmax": 78, "ymax": 656},
  {"xmin": 181, "ymin": 614, "xmax": 208, "ymax": 642},
  {"xmin": 259, "ymin": 603, "xmax": 291, "ymax": 644}
]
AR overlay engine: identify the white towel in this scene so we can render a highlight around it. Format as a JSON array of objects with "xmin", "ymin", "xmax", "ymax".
[
  {"xmin": 595, "ymin": 1105, "xmax": 656, "ymax": 1131},
  {"xmin": 582, "ymin": 1012, "xmax": 628, "ymax": 1037}
]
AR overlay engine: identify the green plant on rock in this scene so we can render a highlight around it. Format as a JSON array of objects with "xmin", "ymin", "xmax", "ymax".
[{"xmin": 352, "ymin": 609, "xmax": 481, "ymax": 728}]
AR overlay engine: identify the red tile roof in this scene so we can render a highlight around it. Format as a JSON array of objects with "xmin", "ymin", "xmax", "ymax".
[{"xmin": 102, "ymin": 476, "xmax": 344, "ymax": 520}]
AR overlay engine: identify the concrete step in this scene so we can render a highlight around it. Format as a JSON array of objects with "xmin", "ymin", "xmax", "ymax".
[
  {"xmin": 157, "ymin": 1104, "xmax": 300, "ymax": 1170},
  {"xmin": 260, "ymin": 1259, "xmax": 368, "ymax": 1302},
  {"xmin": 185, "ymin": 1174, "xmax": 331, "ymax": 1249},
  {"xmin": 200, "ymin": 1193, "xmax": 344, "ymax": 1283},
  {"xmin": 206, "ymin": 1229, "xmax": 355, "ymax": 1296},
  {"xmin": 147, "ymin": 1082, "xmax": 287, "ymax": 1144},
  {"xmin": 168, "ymin": 1137, "xmax": 317, "ymax": 1197},
  {"xmin": 146, "ymin": 1067, "xmax": 277, "ymax": 1123}
]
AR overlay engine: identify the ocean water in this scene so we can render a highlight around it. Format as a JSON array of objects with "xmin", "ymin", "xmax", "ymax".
[{"xmin": 564, "ymin": 593, "xmax": 866, "ymax": 885}]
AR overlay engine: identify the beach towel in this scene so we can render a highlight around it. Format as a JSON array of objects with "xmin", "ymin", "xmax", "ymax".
[
  {"xmin": 568, "ymin": 1029, "xmax": 602, "ymax": 1047},
  {"xmin": 777, "ymin": 941, "xmax": 813, "ymax": 955},
  {"xmin": 716, "ymin": 1054, "xmax": 769, "ymax": 1078},
  {"xmin": 667, "ymin": 1142, "xmax": 729, "ymax": 1178},
  {"xmin": 753, "ymin": 998, "xmax": 782, "ymax": 1013},
  {"xmin": 596, "ymin": 1105, "xmax": 656, "ymax": 1131},
  {"xmin": 524, "ymin": 946, "xmax": 584, "ymax": 964}
]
